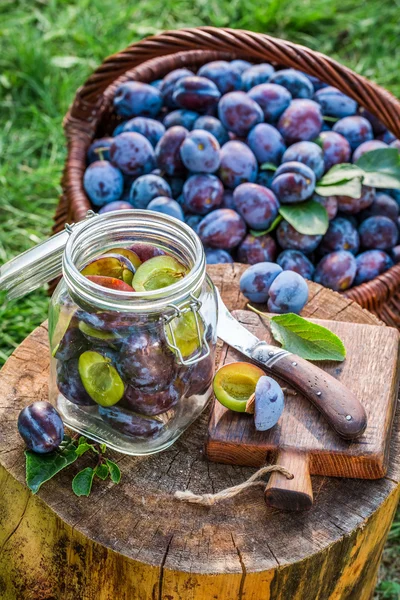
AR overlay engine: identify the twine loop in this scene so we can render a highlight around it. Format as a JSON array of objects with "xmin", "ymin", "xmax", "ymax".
[{"xmin": 174, "ymin": 465, "xmax": 294, "ymax": 506}]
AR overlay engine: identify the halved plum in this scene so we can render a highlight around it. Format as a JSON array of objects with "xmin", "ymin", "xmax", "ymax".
[
  {"xmin": 76, "ymin": 309, "xmax": 136, "ymax": 332},
  {"xmin": 85, "ymin": 275, "xmax": 135, "ymax": 292},
  {"xmin": 98, "ymin": 405, "xmax": 163, "ymax": 439},
  {"xmin": 128, "ymin": 243, "xmax": 166, "ymax": 262},
  {"xmin": 213, "ymin": 362, "xmax": 265, "ymax": 412},
  {"xmin": 78, "ymin": 321, "xmax": 119, "ymax": 344},
  {"xmin": 132, "ymin": 255, "xmax": 188, "ymax": 291},
  {"xmin": 103, "ymin": 247, "xmax": 142, "ymax": 269},
  {"xmin": 81, "ymin": 254, "xmax": 136, "ymax": 286},
  {"xmin": 253, "ymin": 376, "xmax": 285, "ymax": 431},
  {"xmin": 166, "ymin": 311, "xmax": 203, "ymax": 359},
  {"xmin": 78, "ymin": 351, "xmax": 125, "ymax": 406}
]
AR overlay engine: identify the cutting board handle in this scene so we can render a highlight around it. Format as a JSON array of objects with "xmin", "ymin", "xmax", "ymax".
[{"xmin": 264, "ymin": 450, "xmax": 313, "ymax": 511}]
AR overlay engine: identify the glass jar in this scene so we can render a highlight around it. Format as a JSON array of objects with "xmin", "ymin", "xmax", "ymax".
[{"xmin": 2, "ymin": 210, "xmax": 217, "ymax": 455}]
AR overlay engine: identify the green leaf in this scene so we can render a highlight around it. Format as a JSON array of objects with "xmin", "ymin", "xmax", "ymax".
[
  {"xmin": 322, "ymin": 115, "xmax": 339, "ymax": 122},
  {"xmin": 75, "ymin": 442, "xmax": 94, "ymax": 457},
  {"xmin": 260, "ymin": 162, "xmax": 277, "ymax": 172},
  {"xmin": 279, "ymin": 200, "xmax": 329, "ymax": 235},
  {"xmin": 95, "ymin": 463, "xmax": 109, "ymax": 480},
  {"xmin": 269, "ymin": 313, "xmax": 346, "ymax": 361},
  {"xmin": 318, "ymin": 163, "xmax": 364, "ymax": 186},
  {"xmin": 25, "ymin": 441, "xmax": 78, "ymax": 494},
  {"xmin": 356, "ymin": 148, "xmax": 400, "ymax": 189},
  {"xmin": 100, "ymin": 443, "xmax": 107, "ymax": 454},
  {"xmin": 250, "ymin": 215, "xmax": 282, "ymax": 237},
  {"xmin": 363, "ymin": 172, "xmax": 400, "ymax": 189},
  {"xmin": 72, "ymin": 467, "xmax": 95, "ymax": 496},
  {"xmin": 106, "ymin": 459, "xmax": 121, "ymax": 484},
  {"xmin": 315, "ymin": 178, "xmax": 362, "ymax": 198},
  {"xmin": 313, "ymin": 136, "xmax": 323, "ymax": 149},
  {"xmin": 356, "ymin": 147, "xmax": 400, "ymax": 172}
]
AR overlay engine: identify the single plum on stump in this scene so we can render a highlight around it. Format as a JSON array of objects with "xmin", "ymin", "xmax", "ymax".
[{"xmin": 18, "ymin": 402, "xmax": 64, "ymax": 454}]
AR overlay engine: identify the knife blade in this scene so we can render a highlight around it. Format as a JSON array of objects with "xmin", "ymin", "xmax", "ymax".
[{"xmin": 216, "ymin": 288, "xmax": 367, "ymax": 440}]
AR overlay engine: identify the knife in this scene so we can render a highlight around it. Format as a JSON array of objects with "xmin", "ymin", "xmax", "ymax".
[
  {"xmin": 215, "ymin": 288, "xmax": 367, "ymax": 440},
  {"xmin": 215, "ymin": 289, "xmax": 368, "ymax": 511}
]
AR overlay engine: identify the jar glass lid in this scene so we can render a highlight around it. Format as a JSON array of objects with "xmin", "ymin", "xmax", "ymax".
[{"xmin": 0, "ymin": 212, "xmax": 97, "ymax": 300}]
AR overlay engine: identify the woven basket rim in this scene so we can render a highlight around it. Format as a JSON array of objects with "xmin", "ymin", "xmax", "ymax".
[{"xmin": 57, "ymin": 26, "xmax": 400, "ymax": 317}]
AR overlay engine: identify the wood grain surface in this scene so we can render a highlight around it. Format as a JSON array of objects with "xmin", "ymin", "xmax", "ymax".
[
  {"xmin": 0, "ymin": 264, "xmax": 399, "ymax": 599},
  {"xmin": 207, "ymin": 311, "xmax": 400, "ymax": 479}
]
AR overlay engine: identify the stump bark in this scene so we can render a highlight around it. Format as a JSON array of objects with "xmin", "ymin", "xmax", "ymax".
[{"xmin": 0, "ymin": 263, "xmax": 399, "ymax": 600}]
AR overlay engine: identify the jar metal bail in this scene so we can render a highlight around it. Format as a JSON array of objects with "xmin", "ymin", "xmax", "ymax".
[{"xmin": 163, "ymin": 293, "xmax": 210, "ymax": 366}]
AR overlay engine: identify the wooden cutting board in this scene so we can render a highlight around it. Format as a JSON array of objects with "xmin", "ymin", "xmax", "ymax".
[{"xmin": 206, "ymin": 310, "xmax": 400, "ymax": 509}]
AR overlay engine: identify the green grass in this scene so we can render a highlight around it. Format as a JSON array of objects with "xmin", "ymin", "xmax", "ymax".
[{"xmin": 0, "ymin": 0, "xmax": 399, "ymax": 595}]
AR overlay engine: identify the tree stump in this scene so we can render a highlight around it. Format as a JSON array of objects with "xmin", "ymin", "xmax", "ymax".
[{"xmin": 0, "ymin": 263, "xmax": 399, "ymax": 600}]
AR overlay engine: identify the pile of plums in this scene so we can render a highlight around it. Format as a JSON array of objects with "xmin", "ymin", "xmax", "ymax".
[
  {"xmin": 82, "ymin": 59, "xmax": 400, "ymax": 292},
  {"xmin": 53, "ymin": 243, "xmax": 214, "ymax": 441},
  {"xmin": 239, "ymin": 261, "xmax": 309, "ymax": 313}
]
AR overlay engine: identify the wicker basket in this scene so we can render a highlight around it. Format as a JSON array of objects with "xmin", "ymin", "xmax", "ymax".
[{"xmin": 54, "ymin": 27, "xmax": 400, "ymax": 327}]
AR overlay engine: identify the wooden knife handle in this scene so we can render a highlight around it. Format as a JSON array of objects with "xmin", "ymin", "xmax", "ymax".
[
  {"xmin": 265, "ymin": 450, "xmax": 313, "ymax": 511},
  {"xmin": 268, "ymin": 354, "xmax": 367, "ymax": 440}
]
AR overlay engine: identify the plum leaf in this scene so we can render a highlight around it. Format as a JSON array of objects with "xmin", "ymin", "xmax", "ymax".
[
  {"xmin": 25, "ymin": 439, "xmax": 78, "ymax": 494},
  {"xmin": 357, "ymin": 148, "xmax": 400, "ymax": 189},
  {"xmin": 270, "ymin": 313, "xmax": 346, "ymax": 361},
  {"xmin": 356, "ymin": 147, "xmax": 400, "ymax": 173},
  {"xmin": 260, "ymin": 162, "xmax": 277, "ymax": 172},
  {"xmin": 316, "ymin": 149, "xmax": 400, "ymax": 198},
  {"xmin": 106, "ymin": 459, "xmax": 121, "ymax": 484},
  {"xmin": 318, "ymin": 163, "xmax": 364, "ymax": 186},
  {"xmin": 247, "ymin": 306, "xmax": 346, "ymax": 362},
  {"xmin": 75, "ymin": 441, "xmax": 96, "ymax": 457},
  {"xmin": 24, "ymin": 435, "xmax": 120, "ymax": 496},
  {"xmin": 95, "ymin": 463, "xmax": 109, "ymax": 480},
  {"xmin": 250, "ymin": 215, "xmax": 282, "ymax": 237},
  {"xmin": 279, "ymin": 200, "xmax": 329, "ymax": 235},
  {"xmin": 315, "ymin": 178, "xmax": 362, "ymax": 198},
  {"xmin": 72, "ymin": 467, "xmax": 95, "ymax": 496}
]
